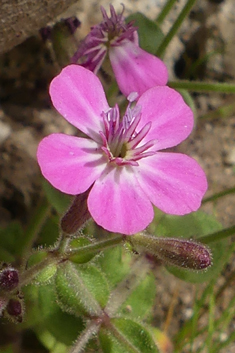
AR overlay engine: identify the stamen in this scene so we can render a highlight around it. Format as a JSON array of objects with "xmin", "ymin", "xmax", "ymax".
[
  {"xmin": 129, "ymin": 140, "xmax": 156, "ymax": 158},
  {"xmin": 131, "ymin": 151, "xmax": 156, "ymax": 161},
  {"xmin": 127, "ymin": 92, "xmax": 139, "ymax": 102},
  {"xmin": 100, "ymin": 100, "xmax": 156, "ymax": 166},
  {"xmin": 127, "ymin": 122, "xmax": 152, "ymax": 149},
  {"xmin": 122, "ymin": 109, "xmax": 142, "ymax": 142}
]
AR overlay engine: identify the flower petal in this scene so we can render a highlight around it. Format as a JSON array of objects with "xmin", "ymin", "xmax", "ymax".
[
  {"xmin": 109, "ymin": 40, "xmax": 168, "ymax": 96},
  {"xmin": 136, "ymin": 153, "xmax": 207, "ymax": 215},
  {"xmin": 137, "ymin": 86, "xmax": 194, "ymax": 150},
  {"xmin": 49, "ymin": 65, "xmax": 109, "ymax": 142},
  {"xmin": 88, "ymin": 165, "xmax": 154, "ymax": 235},
  {"xmin": 37, "ymin": 133, "xmax": 107, "ymax": 195}
]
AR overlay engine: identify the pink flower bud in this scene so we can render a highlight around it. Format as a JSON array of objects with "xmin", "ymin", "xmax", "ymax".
[
  {"xmin": 61, "ymin": 189, "xmax": 91, "ymax": 234},
  {"xmin": 131, "ymin": 234, "xmax": 211, "ymax": 270}
]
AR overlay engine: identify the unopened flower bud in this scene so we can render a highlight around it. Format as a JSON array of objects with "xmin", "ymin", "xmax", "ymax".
[
  {"xmin": 6, "ymin": 299, "xmax": 23, "ymax": 323},
  {"xmin": 130, "ymin": 234, "xmax": 211, "ymax": 271},
  {"xmin": 61, "ymin": 189, "xmax": 91, "ymax": 235},
  {"xmin": 0, "ymin": 268, "xmax": 19, "ymax": 291}
]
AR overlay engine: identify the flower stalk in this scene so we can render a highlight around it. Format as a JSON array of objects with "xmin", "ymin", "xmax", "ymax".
[
  {"xmin": 156, "ymin": 0, "xmax": 198, "ymax": 57},
  {"xmin": 156, "ymin": 0, "xmax": 178, "ymax": 25},
  {"xmin": 199, "ymin": 225, "xmax": 235, "ymax": 244},
  {"xmin": 19, "ymin": 235, "xmax": 124, "ymax": 288},
  {"xmin": 169, "ymin": 80, "xmax": 235, "ymax": 93},
  {"xmin": 68, "ymin": 235, "xmax": 124, "ymax": 260}
]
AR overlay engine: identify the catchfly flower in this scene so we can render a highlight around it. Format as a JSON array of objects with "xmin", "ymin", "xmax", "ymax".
[
  {"xmin": 71, "ymin": 5, "xmax": 168, "ymax": 96},
  {"xmin": 37, "ymin": 65, "xmax": 207, "ymax": 235}
]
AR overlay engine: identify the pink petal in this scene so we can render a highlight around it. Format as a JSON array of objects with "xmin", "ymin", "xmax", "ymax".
[
  {"xmin": 136, "ymin": 153, "xmax": 208, "ymax": 215},
  {"xmin": 88, "ymin": 165, "xmax": 154, "ymax": 235},
  {"xmin": 49, "ymin": 65, "xmax": 109, "ymax": 143},
  {"xmin": 137, "ymin": 86, "xmax": 194, "ymax": 150},
  {"xmin": 109, "ymin": 40, "xmax": 168, "ymax": 97},
  {"xmin": 37, "ymin": 133, "xmax": 107, "ymax": 195}
]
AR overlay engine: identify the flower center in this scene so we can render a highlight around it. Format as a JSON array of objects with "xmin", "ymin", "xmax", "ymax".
[
  {"xmin": 99, "ymin": 94, "xmax": 156, "ymax": 167},
  {"xmin": 100, "ymin": 5, "xmax": 137, "ymax": 47},
  {"xmin": 71, "ymin": 5, "xmax": 137, "ymax": 73}
]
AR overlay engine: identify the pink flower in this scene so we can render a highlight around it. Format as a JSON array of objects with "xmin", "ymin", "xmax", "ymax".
[
  {"xmin": 37, "ymin": 65, "xmax": 207, "ymax": 235},
  {"xmin": 71, "ymin": 5, "xmax": 168, "ymax": 96}
]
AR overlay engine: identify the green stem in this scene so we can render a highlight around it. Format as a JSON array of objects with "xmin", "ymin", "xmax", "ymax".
[
  {"xmin": 156, "ymin": 0, "xmax": 178, "ymax": 25},
  {"xmin": 69, "ymin": 321, "xmax": 100, "ymax": 353},
  {"xmin": 57, "ymin": 233, "xmax": 71, "ymax": 254},
  {"xmin": 156, "ymin": 0, "xmax": 197, "ymax": 57},
  {"xmin": 169, "ymin": 80, "xmax": 235, "ymax": 93},
  {"xmin": 206, "ymin": 292, "xmax": 215, "ymax": 352},
  {"xmin": 203, "ymin": 187, "xmax": 235, "ymax": 203},
  {"xmin": 68, "ymin": 235, "xmax": 124, "ymax": 259},
  {"xmin": 199, "ymin": 225, "xmax": 235, "ymax": 244},
  {"xmin": 19, "ymin": 252, "xmax": 59, "ymax": 287},
  {"xmin": 20, "ymin": 235, "xmax": 124, "ymax": 287}
]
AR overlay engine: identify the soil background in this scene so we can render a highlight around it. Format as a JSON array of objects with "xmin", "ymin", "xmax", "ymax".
[{"xmin": 0, "ymin": 0, "xmax": 235, "ymax": 352}]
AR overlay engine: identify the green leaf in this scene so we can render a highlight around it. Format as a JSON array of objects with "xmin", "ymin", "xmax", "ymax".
[
  {"xmin": 38, "ymin": 284, "xmax": 84, "ymax": 345},
  {"xmin": 55, "ymin": 262, "xmax": 110, "ymax": 316},
  {"xmin": 119, "ymin": 273, "xmax": 156, "ymax": 320},
  {"xmin": 23, "ymin": 283, "xmax": 84, "ymax": 346},
  {"xmin": 99, "ymin": 318, "xmax": 159, "ymax": 353},
  {"xmin": 99, "ymin": 246, "xmax": 132, "ymax": 289},
  {"xmin": 126, "ymin": 12, "xmax": 164, "ymax": 54},
  {"xmin": 43, "ymin": 179, "xmax": 71, "ymax": 214},
  {"xmin": 149, "ymin": 209, "xmax": 222, "ymax": 237},
  {"xmin": 149, "ymin": 210, "xmax": 228, "ymax": 283}
]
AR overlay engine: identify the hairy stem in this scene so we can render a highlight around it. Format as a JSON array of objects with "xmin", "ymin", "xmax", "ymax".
[
  {"xmin": 69, "ymin": 321, "xmax": 101, "ymax": 353},
  {"xmin": 19, "ymin": 235, "xmax": 124, "ymax": 287}
]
